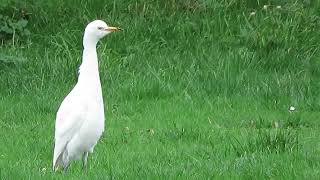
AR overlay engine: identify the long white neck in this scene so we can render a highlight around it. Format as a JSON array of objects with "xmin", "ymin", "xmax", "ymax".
[
  {"xmin": 83, "ymin": 33, "xmax": 99, "ymax": 49},
  {"xmin": 78, "ymin": 35, "xmax": 101, "ymax": 85}
]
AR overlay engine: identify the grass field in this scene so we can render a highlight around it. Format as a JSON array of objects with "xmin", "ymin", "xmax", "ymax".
[{"xmin": 1, "ymin": 0, "xmax": 320, "ymax": 179}]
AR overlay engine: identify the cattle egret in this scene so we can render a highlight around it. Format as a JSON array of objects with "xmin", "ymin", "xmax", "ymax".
[{"xmin": 53, "ymin": 20, "xmax": 121, "ymax": 172}]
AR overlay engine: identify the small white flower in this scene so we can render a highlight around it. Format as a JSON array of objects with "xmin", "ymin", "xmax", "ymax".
[
  {"xmin": 289, "ymin": 106, "xmax": 295, "ymax": 112},
  {"xmin": 41, "ymin": 167, "xmax": 46, "ymax": 172},
  {"xmin": 263, "ymin": 5, "xmax": 268, "ymax": 10},
  {"xmin": 148, "ymin": 128, "xmax": 154, "ymax": 135},
  {"xmin": 276, "ymin": 5, "xmax": 281, "ymax": 9},
  {"xmin": 250, "ymin": 11, "xmax": 256, "ymax": 16}
]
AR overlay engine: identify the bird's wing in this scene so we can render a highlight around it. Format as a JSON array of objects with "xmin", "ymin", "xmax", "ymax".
[{"xmin": 53, "ymin": 88, "xmax": 88, "ymax": 169}]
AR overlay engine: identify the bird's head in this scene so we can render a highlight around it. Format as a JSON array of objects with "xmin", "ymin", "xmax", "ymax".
[{"xmin": 83, "ymin": 20, "xmax": 121, "ymax": 48}]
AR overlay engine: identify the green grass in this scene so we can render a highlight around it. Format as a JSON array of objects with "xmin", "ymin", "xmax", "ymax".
[{"xmin": 1, "ymin": 0, "xmax": 320, "ymax": 179}]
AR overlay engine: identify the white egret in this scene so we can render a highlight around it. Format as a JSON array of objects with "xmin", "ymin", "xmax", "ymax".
[{"xmin": 52, "ymin": 20, "xmax": 121, "ymax": 172}]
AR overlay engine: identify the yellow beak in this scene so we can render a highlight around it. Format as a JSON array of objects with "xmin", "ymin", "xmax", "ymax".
[{"xmin": 105, "ymin": 27, "xmax": 122, "ymax": 32}]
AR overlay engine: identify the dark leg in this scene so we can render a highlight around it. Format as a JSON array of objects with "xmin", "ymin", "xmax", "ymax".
[
  {"xmin": 82, "ymin": 152, "xmax": 89, "ymax": 172},
  {"xmin": 63, "ymin": 162, "xmax": 71, "ymax": 173},
  {"xmin": 62, "ymin": 149, "xmax": 70, "ymax": 173}
]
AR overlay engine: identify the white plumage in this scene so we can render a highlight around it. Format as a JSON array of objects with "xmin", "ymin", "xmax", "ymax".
[{"xmin": 53, "ymin": 20, "xmax": 121, "ymax": 172}]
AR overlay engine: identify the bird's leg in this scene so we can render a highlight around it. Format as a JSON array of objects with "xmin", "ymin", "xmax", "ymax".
[
  {"xmin": 82, "ymin": 152, "xmax": 89, "ymax": 173},
  {"xmin": 63, "ymin": 162, "xmax": 70, "ymax": 173},
  {"xmin": 63, "ymin": 150, "xmax": 70, "ymax": 173}
]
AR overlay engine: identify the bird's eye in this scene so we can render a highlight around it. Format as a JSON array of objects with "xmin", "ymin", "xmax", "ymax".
[{"xmin": 97, "ymin": 27, "xmax": 104, "ymax": 30}]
